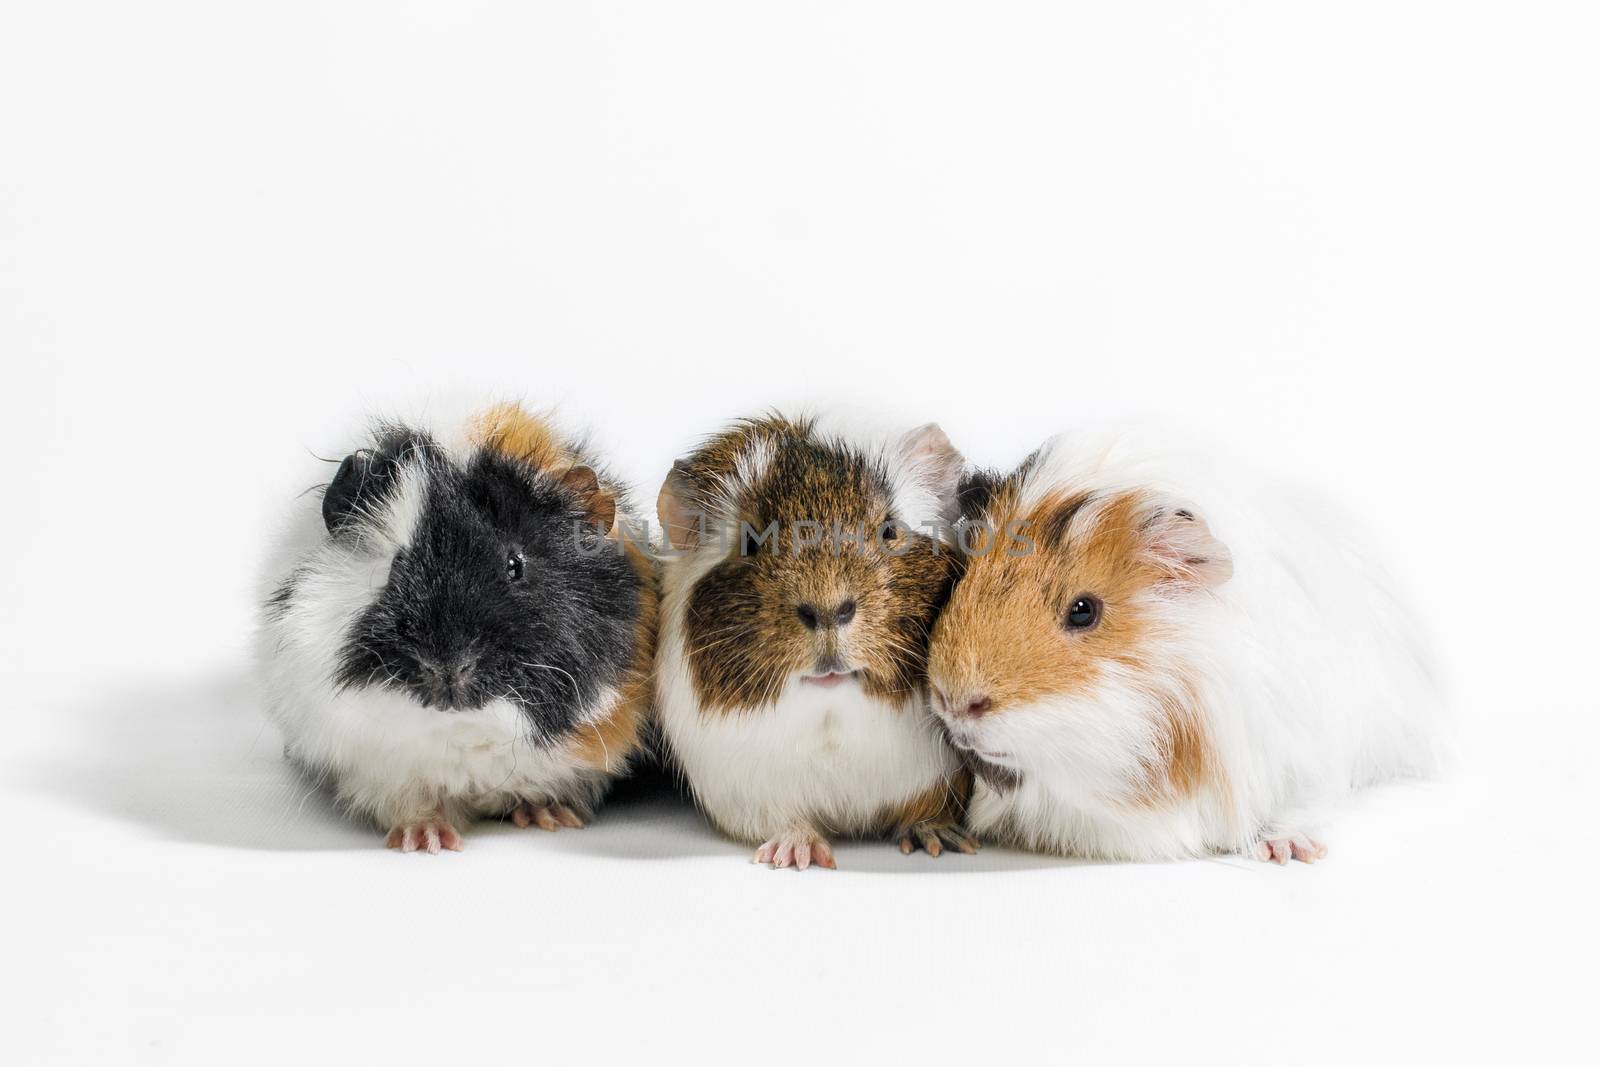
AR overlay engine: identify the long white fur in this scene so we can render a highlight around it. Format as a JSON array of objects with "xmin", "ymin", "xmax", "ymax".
[
  {"xmin": 943, "ymin": 429, "xmax": 1440, "ymax": 861},
  {"xmin": 655, "ymin": 419, "xmax": 961, "ymax": 844},
  {"xmin": 254, "ymin": 408, "xmax": 623, "ymax": 831}
]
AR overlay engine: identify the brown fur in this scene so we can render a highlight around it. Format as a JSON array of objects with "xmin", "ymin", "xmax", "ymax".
[
  {"xmin": 883, "ymin": 765, "xmax": 973, "ymax": 832},
  {"xmin": 671, "ymin": 418, "xmax": 955, "ymax": 714},
  {"xmin": 683, "ymin": 414, "xmax": 813, "ymax": 495},
  {"xmin": 658, "ymin": 415, "xmax": 813, "ymax": 549},
  {"xmin": 930, "ymin": 480, "xmax": 1224, "ymax": 803}
]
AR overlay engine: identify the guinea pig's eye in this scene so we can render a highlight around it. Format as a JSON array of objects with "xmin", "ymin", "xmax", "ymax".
[
  {"xmin": 1064, "ymin": 595, "xmax": 1101, "ymax": 630},
  {"xmin": 506, "ymin": 551, "xmax": 526, "ymax": 581},
  {"xmin": 879, "ymin": 521, "xmax": 899, "ymax": 543},
  {"xmin": 740, "ymin": 528, "xmax": 764, "ymax": 557}
]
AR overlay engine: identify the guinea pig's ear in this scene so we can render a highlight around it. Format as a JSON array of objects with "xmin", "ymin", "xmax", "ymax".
[
  {"xmin": 559, "ymin": 465, "xmax": 617, "ymax": 534},
  {"xmin": 896, "ymin": 423, "xmax": 966, "ymax": 526},
  {"xmin": 656, "ymin": 461, "xmax": 702, "ymax": 550},
  {"xmin": 322, "ymin": 452, "xmax": 373, "ymax": 533},
  {"xmin": 1140, "ymin": 499, "xmax": 1233, "ymax": 589}
]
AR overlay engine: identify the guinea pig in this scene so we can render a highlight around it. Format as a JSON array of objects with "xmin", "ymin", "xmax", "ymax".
[
  {"xmin": 927, "ymin": 431, "xmax": 1439, "ymax": 864},
  {"xmin": 653, "ymin": 414, "xmax": 975, "ymax": 869},
  {"xmin": 256, "ymin": 401, "xmax": 656, "ymax": 853}
]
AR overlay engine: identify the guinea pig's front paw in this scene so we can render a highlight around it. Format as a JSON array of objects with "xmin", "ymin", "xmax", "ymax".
[
  {"xmin": 1253, "ymin": 831, "xmax": 1327, "ymax": 865},
  {"xmin": 509, "ymin": 801, "xmax": 586, "ymax": 832},
  {"xmin": 384, "ymin": 817, "xmax": 465, "ymax": 855},
  {"xmin": 895, "ymin": 819, "xmax": 979, "ymax": 858},
  {"xmin": 753, "ymin": 829, "xmax": 835, "ymax": 871}
]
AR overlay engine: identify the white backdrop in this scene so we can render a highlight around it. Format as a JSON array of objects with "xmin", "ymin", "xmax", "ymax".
[{"xmin": 3, "ymin": 3, "xmax": 1595, "ymax": 1064}]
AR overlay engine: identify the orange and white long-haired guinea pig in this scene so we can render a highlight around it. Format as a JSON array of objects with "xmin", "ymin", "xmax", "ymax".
[
  {"xmin": 928, "ymin": 431, "xmax": 1439, "ymax": 864},
  {"xmin": 653, "ymin": 414, "xmax": 975, "ymax": 870}
]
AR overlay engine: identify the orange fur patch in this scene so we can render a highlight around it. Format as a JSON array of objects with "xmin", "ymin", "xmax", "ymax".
[
  {"xmin": 930, "ymin": 486, "xmax": 1218, "ymax": 803},
  {"xmin": 567, "ymin": 538, "xmax": 659, "ymax": 772},
  {"xmin": 1136, "ymin": 681, "xmax": 1217, "ymax": 807},
  {"xmin": 473, "ymin": 402, "xmax": 568, "ymax": 472}
]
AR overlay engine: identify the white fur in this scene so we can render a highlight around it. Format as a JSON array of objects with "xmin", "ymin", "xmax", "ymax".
[
  {"xmin": 655, "ymin": 545, "xmax": 957, "ymax": 842},
  {"xmin": 940, "ymin": 430, "xmax": 1440, "ymax": 861},
  {"xmin": 254, "ymin": 411, "xmax": 625, "ymax": 831}
]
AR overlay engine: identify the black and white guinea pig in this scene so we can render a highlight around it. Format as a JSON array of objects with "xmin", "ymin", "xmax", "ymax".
[
  {"xmin": 653, "ymin": 413, "xmax": 975, "ymax": 870},
  {"xmin": 256, "ymin": 402, "xmax": 657, "ymax": 853},
  {"xmin": 927, "ymin": 430, "xmax": 1440, "ymax": 863}
]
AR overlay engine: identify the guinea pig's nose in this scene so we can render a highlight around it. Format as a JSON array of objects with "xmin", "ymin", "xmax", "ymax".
[
  {"xmin": 946, "ymin": 692, "xmax": 992, "ymax": 719},
  {"xmin": 795, "ymin": 601, "xmax": 856, "ymax": 630},
  {"xmin": 418, "ymin": 656, "xmax": 479, "ymax": 708},
  {"xmin": 421, "ymin": 657, "xmax": 477, "ymax": 680}
]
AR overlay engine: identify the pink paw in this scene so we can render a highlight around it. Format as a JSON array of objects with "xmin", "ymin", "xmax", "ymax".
[
  {"xmin": 895, "ymin": 820, "xmax": 979, "ymax": 858},
  {"xmin": 753, "ymin": 829, "xmax": 836, "ymax": 871},
  {"xmin": 510, "ymin": 801, "xmax": 587, "ymax": 831},
  {"xmin": 1254, "ymin": 831, "xmax": 1327, "ymax": 865},
  {"xmin": 385, "ymin": 818, "xmax": 464, "ymax": 854}
]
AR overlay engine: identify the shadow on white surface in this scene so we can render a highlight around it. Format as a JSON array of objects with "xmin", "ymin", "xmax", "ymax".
[
  {"xmin": 36, "ymin": 671, "xmax": 720, "ymax": 855},
  {"xmin": 41, "ymin": 670, "xmax": 1074, "ymax": 871},
  {"xmin": 43, "ymin": 672, "xmax": 372, "ymax": 851}
]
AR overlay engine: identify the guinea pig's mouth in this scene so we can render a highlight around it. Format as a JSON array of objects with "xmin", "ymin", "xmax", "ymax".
[
  {"xmin": 937, "ymin": 722, "xmax": 1017, "ymax": 765},
  {"xmin": 412, "ymin": 691, "xmax": 487, "ymax": 713},
  {"xmin": 801, "ymin": 670, "xmax": 859, "ymax": 689},
  {"xmin": 931, "ymin": 716, "xmax": 1023, "ymax": 791},
  {"xmin": 959, "ymin": 742, "xmax": 1017, "ymax": 765}
]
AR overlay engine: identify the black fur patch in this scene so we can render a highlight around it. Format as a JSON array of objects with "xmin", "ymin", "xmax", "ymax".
[
  {"xmin": 955, "ymin": 468, "xmax": 1003, "ymax": 521},
  {"xmin": 264, "ymin": 571, "xmax": 301, "ymax": 622},
  {"xmin": 969, "ymin": 755, "xmax": 1022, "ymax": 794},
  {"xmin": 330, "ymin": 429, "xmax": 642, "ymax": 741},
  {"xmin": 1037, "ymin": 492, "xmax": 1097, "ymax": 549},
  {"xmin": 321, "ymin": 426, "xmax": 441, "ymax": 533}
]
